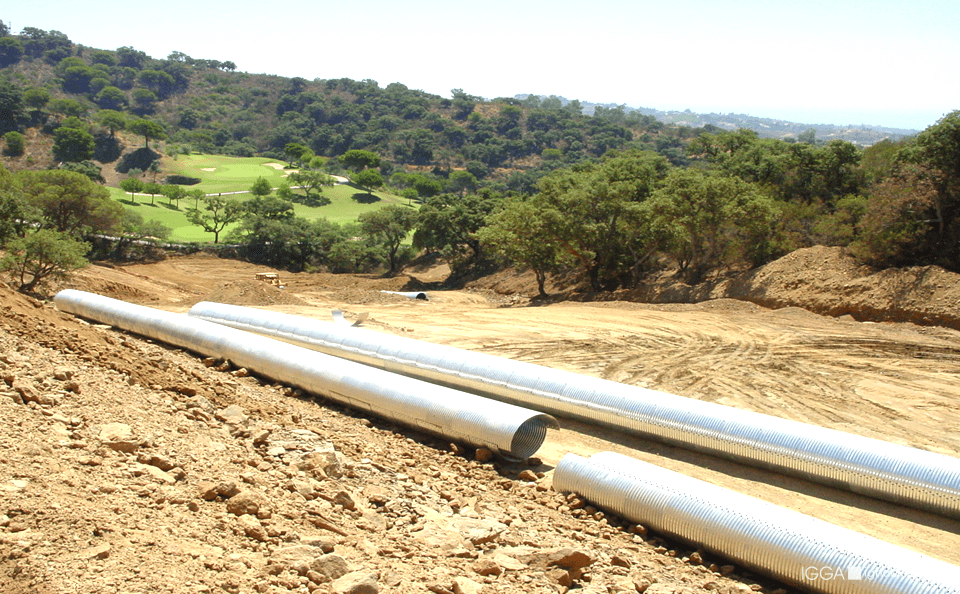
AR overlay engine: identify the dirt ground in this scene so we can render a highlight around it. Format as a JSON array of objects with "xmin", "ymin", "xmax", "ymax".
[{"xmin": 2, "ymin": 250, "xmax": 960, "ymax": 593}]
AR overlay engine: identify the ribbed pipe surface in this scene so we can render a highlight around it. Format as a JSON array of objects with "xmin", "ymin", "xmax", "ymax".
[
  {"xmin": 554, "ymin": 452, "xmax": 960, "ymax": 594},
  {"xmin": 54, "ymin": 290, "xmax": 556, "ymax": 459},
  {"xmin": 188, "ymin": 302, "xmax": 960, "ymax": 518}
]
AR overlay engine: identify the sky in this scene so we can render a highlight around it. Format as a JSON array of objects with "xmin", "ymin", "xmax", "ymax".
[{"xmin": 4, "ymin": 0, "xmax": 958, "ymax": 131}]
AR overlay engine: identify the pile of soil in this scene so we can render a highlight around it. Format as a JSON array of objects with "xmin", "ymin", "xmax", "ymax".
[
  {"xmin": 470, "ymin": 246, "xmax": 960, "ymax": 330},
  {"xmin": 186, "ymin": 280, "xmax": 308, "ymax": 308}
]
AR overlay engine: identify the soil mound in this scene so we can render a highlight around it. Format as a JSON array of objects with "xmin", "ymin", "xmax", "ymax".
[
  {"xmin": 470, "ymin": 246, "xmax": 960, "ymax": 330},
  {"xmin": 187, "ymin": 280, "xmax": 307, "ymax": 307}
]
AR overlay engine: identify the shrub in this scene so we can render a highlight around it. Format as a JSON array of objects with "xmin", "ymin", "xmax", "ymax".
[{"xmin": 2, "ymin": 131, "xmax": 24, "ymax": 156}]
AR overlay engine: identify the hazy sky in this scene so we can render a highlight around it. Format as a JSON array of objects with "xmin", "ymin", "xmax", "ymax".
[{"xmin": 4, "ymin": 0, "xmax": 958, "ymax": 130}]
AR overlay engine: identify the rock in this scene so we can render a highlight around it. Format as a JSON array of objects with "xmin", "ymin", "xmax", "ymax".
[
  {"xmin": 474, "ymin": 447, "xmax": 494, "ymax": 463},
  {"xmin": 517, "ymin": 469, "xmax": 538, "ymax": 482},
  {"xmin": 299, "ymin": 535, "xmax": 336, "ymax": 553},
  {"xmin": 63, "ymin": 380, "xmax": 81, "ymax": 394},
  {"xmin": 688, "ymin": 551, "xmax": 703, "ymax": 564},
  {"xmin": 98, "ymin": 422, "xmax": 133, "ymax": 442},
  {"xmin": 237, "ymin": 514, "xmax": 268, "ymax": 542},
  {"xmin": 451, "ymin": 517, "xmax": 507, "ymax": 546},
  {"xmin": 472, "ymin": 558, "xmax": 502, "ymax": 576},
  {"xmin": 226, "ymin": 490, "xmax": 271, "ymax": 519},
  {"xmin": 300, "ymin": 446, "xmax": 342, "ymax": 478},
  {"xmin": 333, "ymin": 490, "xmax": 356, "ymax": 511},
  {"xmin": 131, "ymin": 463, "xmax": 176, "ymax": 485},
  {"xmin": 215, "ymin": 405, "xmax": 248, "ymax": 425},
  {"xmin": 546, "ymin": 568, "xmax": 572, "ymax": 587},
  {"xmin": 331, "ymin": 570, "xmax": 379, "ymax": 594},
  {"xmin": 137, "ymin": 453, "xmax": 177, "ymax": 471},
  {"xmin": 269, "ymin": 545, "xmax": 323, "ymax": 575},
  {"xmin": 53, "ymin": 367, "xmax": 75, "ymax": 381},
  {"xmin": 311, "ymin": 553, "xmax": 350, "ymax": 582},
  {"xmin": 99, "ymin": 422, "xmax": 139, "ymax": 452},
  {"xmin": 285, "ymin": 479, "xmax": 320, "ymax": 501},
  {"xmin": 78, "ymin": 543, "xmax": 111, "ymax": 560},
  {"xmin": 545, "ymin": 548, "xmax": 596, "ymax": 571},
  {"xmin": 643, "ymin": 585, "xmax": 676, "ymax": 594},
  {"xmin": 452, "ymin": 577, "xmax": 483, "ymax": 594}
]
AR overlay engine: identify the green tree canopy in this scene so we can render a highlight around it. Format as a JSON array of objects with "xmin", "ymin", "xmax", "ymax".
[
  {"xmin": 127, "ymin": 118, "xmax": 167, "ymax": 148},
  {"xmin": 186, "ymin": 196, "xmax": 244, "ymax": 243},
  {"xmin": 352, "ymin": 169, "xmax": 384, "ymax": 195},
  {"xmin": 479, "ymin": 198, "xmax": 568, "ymax": 297},
  {"xmin": 341, "ymin": 149, "xmax": 381, "ymax": 171},
  {"xmin": 250, "ymin": 176, "xmax": 273, "ymax": 198},
  {"xmin": 16, "ymin": 169, "xmax": 122, "ymax": 236},
  {"xmin": 119, "ymin": 177, "xmax": 145, "ymax": 202},
  {"xmin": 357, "ymin": 204, "xmax": 418, "ymax": 273},
  {"xmin": 52, "ymin": 126, "xmax": 95, "ymax": 162},
  {"xmin": 0, "ymin": 229, "xmax": 90, "ymax": 293}
]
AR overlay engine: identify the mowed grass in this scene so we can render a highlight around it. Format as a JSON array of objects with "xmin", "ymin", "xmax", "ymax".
[{"xmin": 109, "ymin": 155, "xmax": 411, "ymax": 243}]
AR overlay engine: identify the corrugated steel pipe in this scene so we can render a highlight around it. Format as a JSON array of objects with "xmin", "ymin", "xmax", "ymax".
[
  {"xmin": 53, "ymin": 290, "xmax": 557, "ymax": 459},
  {"xmin": 380, "ymin": 290, "xmax": 429, "ymax": 300},
  {"xmin": 188, "ymin": 302, "xmax": 960, "ymax": 518},
  {"xmin": 554, "ymin": 452, "xmax": 960, "ymax": 594}
]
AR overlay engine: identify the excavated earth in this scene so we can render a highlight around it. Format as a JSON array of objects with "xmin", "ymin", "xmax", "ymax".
[{"xmin": 2, "ymin": 247, "xmax": 960, "ymax": 594}]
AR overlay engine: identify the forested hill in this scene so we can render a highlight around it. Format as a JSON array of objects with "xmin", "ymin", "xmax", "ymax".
[
  {"xmin": 0, "ymin": 24, "xmax": 907, "ymax": 192},
  {"xmin": 0, "ymin": 25, "xmax": 708, "ymax": 190},
  {"xmin": 1, "ymin": 24, "xmax": 958, "ymax": 291}
]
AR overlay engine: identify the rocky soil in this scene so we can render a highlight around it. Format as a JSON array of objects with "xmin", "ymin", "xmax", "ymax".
[
  {"xmin": 0, "ymin": 283, "xmax": 768, "ymax": 594},
  {"xmin": 3, "ymin": 247, "xmax": 960, "ymax": 594}
]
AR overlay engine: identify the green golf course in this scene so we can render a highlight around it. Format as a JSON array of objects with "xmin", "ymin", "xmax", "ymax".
[{"xmin": 110, "ymin": 155, "xmax": 409, "ymax": 243}]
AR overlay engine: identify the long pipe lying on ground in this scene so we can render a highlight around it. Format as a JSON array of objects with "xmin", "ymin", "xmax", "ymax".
[
  {"xmin": 53, "ymin": 290, "xmax": 557, "ymax": 459},
  {"xmin": 554, "ymin": 452, "xmax": 960, "ymax": 594},
  {"xmin": 188, "ymin": 302, "xmax": 960, "ymax": 519}
]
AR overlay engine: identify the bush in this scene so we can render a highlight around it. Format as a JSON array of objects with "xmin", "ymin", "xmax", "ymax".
[
  {"xmin": 2, "ymin": 131, "xmax": 24, "ymax": 156},
  {"xmin": 164, "ymin": 175, "xmax": 201, "ymax": 185}
]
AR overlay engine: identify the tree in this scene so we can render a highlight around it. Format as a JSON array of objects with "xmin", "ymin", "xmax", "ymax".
[
  {"xmin": 532, "ymin": 150, "xmax": 671, "ymax": 290},
  {"xmin": 358, "ymin": 205, "xmax": 418, "ymax": 273},
  {"xmin": 119, "ymin": 177, "xmax": 144, "ymax": 202},
  {"xmin": 23, "ymin": 87, "xmax": 50, "ymax": 120},
  {"xmin": 95, "ymin": 86, "xmax": 127, "ymax": 110},
  {"xmin": 642, "ymin": 168, "xmax": 778, "ymax": 280},
  {"xmin": 187, "ymin": 196, "xmax": 244, "ymax": 243},
  {"xmin": 0, "ymin": 37, "xmax": 23, "ymax": 67},
  {"xmin": 52, "ymin": 126, "xmax": 95, "ymax": 162},
  {"xmin": 0, "ymin": 229, "xmax": 90, "ymax": 293},
  {"xmin": 479, "ymin": 199, "xmax": 567, "ymax": 297},
  {"xmin": 414, "ymin": 192, "xmax": 499, "ymax": 266},
  {"xmin": 3, "ymin": 130, "xmax": 24, "ymax": 156},
  {"xmin": 341, "ymin": 149, "xmax": 381, "ymax": 171},
  {"xmin": 287, "ymin": 170, "xmax": 334, "ymax": 205},
  {"xmin": 284, "ymin": 142, "xmax": 308, "ymax": 167},
  {"xmin": 16, "ymin": 170, "xmax": 123, "ymax": 237},
  {"xmin": 250, "ymin": 176, "xmax": 273, "ymax": 198},
  {"xmin": 161, "ymin": 184, "xmax": 186, "ymax": 208},
  {"xmin": 448, "ymin": 170, "xmax": 477, "ymax": 197},
  {"xmin": 352, "ymin": 169, "xmax": 384, "ymax": 195},
  {"xmin": 127, "ymin": 118, "xmax": 167, "ymax": 148},
  {"xmin": 131, "ymin": 88, "xmax": 158, "ymax": 114},
  {"xmin": 113, "ymin": 210, "xmax": 171, "ymax": 259},
  {"xmin": 0, "ymin": 77, "xmax": 23, "ymax": 132},
  {"xmin": 96, "ymin": 109, "xmax": 126, "ymax": 137},
  {"xmin": 143, "ymin": 182, "xmax": 162, "ymax": 205}
]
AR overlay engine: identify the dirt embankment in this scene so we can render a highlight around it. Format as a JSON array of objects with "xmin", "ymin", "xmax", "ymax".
[{"xmin": 471, "ymin": 246, "xmax": 960, "ymax": 331}]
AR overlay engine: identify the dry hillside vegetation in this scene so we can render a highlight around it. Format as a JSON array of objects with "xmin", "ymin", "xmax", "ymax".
[{"xmin": 2, "ymin": 251, "xmax": 960, "ymax": 594}]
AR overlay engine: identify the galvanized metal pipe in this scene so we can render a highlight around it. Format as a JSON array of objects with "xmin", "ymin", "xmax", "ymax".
[
  {"xmin": 554, "ymin": 452, "xmax": 960, "ymax": 594},
  {"xmin": 188, "ymin": 302, "xmax": 960, "ymax": 518},
  {"xmin": 53, "ymin": 290, "xmax": 556, "ymax": 459}
]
